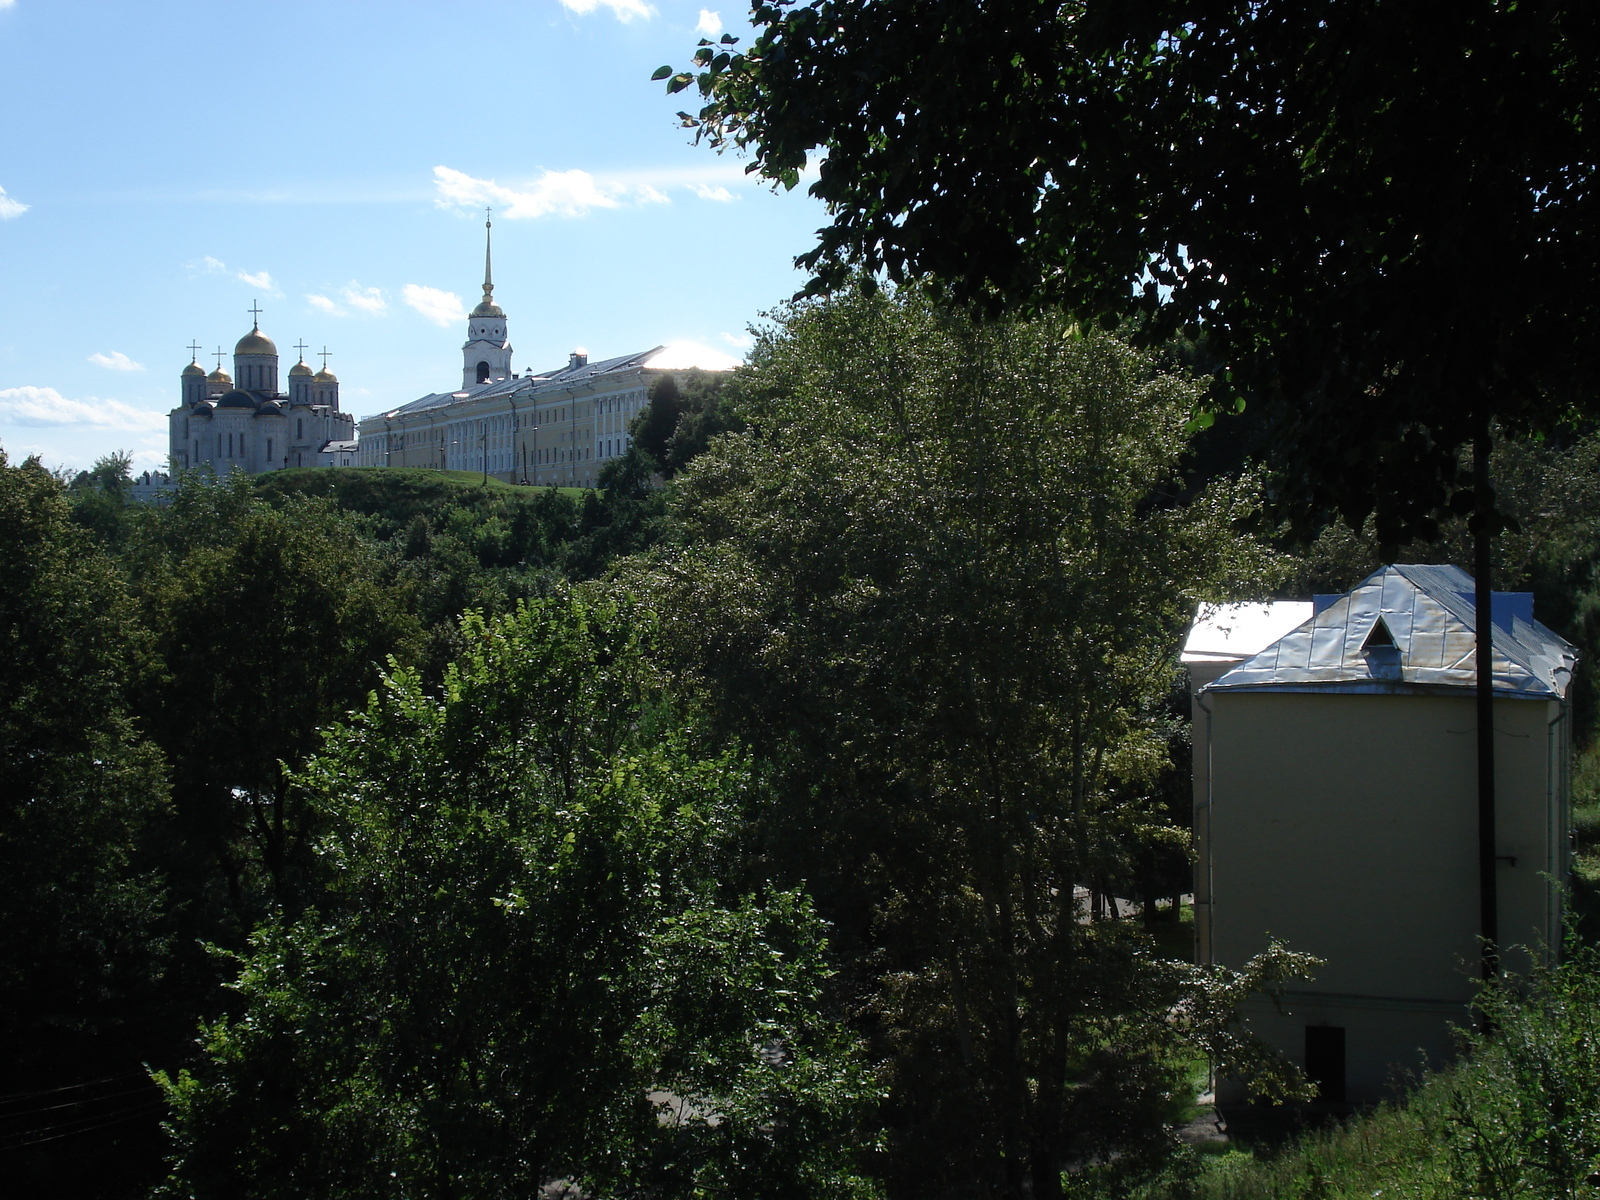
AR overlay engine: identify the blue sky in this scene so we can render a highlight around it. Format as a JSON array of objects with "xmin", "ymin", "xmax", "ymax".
[{"xmin": 0, "ymin": 0, "xmax": 826, "ymax": 472}]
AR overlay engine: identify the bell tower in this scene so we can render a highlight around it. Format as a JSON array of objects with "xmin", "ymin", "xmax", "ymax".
[{"xmin": 462, "ymin": 209, "xmax": 513, "ymax": 389}]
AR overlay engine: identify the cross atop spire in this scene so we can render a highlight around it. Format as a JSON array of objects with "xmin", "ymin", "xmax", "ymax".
[
  {"xmin": 214, "ymin": 346, "xmax": 225, "ymax": 370},
  {"xmin": 187, "ymin": 340, "xmax": 202, "ymax": 363},
  {"xmin": 319, "ymin": 346, "xmax": 332, "ymax": 371},
  {"xmin": 294, "ymin": 339, "xmax": 309, "ymax": 362},
  {"xmin": 248, "ymin": 300, "xmax": 263, "ymax": 330}
]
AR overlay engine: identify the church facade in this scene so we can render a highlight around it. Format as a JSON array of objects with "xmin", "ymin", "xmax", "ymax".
[
  {"xmin": 168, "ymin": 315, "xmax": 356, "ymax": 475},
  {"xmin": 355, "ymin": 216, "xmax": 725, "ymax": 488}
]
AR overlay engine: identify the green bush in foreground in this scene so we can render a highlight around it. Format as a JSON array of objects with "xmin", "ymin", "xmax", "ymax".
[{"xmin": 1151, "ymin": 935, "xmax": 1600, "ymax": 1200}]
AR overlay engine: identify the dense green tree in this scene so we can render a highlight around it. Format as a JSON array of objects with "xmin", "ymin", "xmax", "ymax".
[
  {"xmin": 633, "ymin": 287, "xmax": 1309, "ymax": 1198},
  {"xmin": 66, "ymin": 449, "xmax": 137, "ymax": 548},
  {"xmin": 0, "ymin": 452, "xmax": 174, "ymax": 1197},
  {"xmin": 631, "ymin": 371, "xmax": 749, "ymax": 480},
  {"xmin": 157, "ymin": 594, "xmax": 879, "ymax": 1200},
  {"xmin": 672, "ymin": 0, "xmax": 1600, "ymax": 986},
  {"xmin": 131, "ymin": 474, "xmax": 421, "ymax": 928},
  {"xmin": 665, "ymin": 0, "xmax": 1600, "ymax": 537},
  {"xmin": 635, "ymin": 373, "xmax": 687, "ymax": 471}
]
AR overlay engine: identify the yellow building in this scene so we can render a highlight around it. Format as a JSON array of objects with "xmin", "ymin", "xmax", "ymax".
[
  {"xmin": 1188, "ymin": 565, "xmax": 1575, "ymax": 1104},
  {"xmin": 356, "ymin": 217, "xmax": 736, "ymax": 485}
]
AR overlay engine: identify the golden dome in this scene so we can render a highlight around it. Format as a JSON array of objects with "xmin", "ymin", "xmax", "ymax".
[
  {"xmin": 289, "ymin": 360, "xmax": 313, "ymax": 377},
  {"xmin": 313, "ymin": 367, "xmax": 338, "ymax": 383},
  {"xmin": 471, "ymin": 297, "xmax": 504, "ymax": 318},
  {"xmin": 207, "ymin": 367, "xmax": 232, "ymax": 384},
  {"xmin": 235, "ymin": 327, "xmax": 277, "ymax": 357},
  {"xmin": 182, "ymin": 361, "xmax": 205, "ymax": 376}
]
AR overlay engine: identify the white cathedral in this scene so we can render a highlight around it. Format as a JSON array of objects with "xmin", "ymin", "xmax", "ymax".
[{"xmin": 167, "ymin": 310, "xmax": 357, "ymax": 475}]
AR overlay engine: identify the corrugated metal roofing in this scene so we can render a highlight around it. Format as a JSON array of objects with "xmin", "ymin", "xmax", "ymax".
[
  {"xmin": 1182, "ymin": 601, "xmax": 1315, "ymax": 664},
  {"xmin": 1204, "ymin": 564, "xmax": 1576, "ymax": 699},
  {"xmin": 379, "ymin": 348, "xmax": 662, "ymax": 420}
]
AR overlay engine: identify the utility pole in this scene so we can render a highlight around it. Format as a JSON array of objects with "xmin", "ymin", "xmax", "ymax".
[{"xmin": 1473, "ymin": 416, "xmax": 1499, "ymax": 988}]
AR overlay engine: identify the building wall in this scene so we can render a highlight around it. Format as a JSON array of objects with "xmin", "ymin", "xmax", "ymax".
[
  {"xmin": 359, "ymin": 376, "xmax": 653, "ymax": 488},
  {"xmin": 1198, "ymin": 689, "xmax": 1566, "ymax": 1101}
]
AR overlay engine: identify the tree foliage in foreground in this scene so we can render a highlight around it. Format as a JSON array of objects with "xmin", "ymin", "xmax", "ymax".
[
  {"xmin": 664, "ymin": 0, "xmax": 1600, "ymax": 539},
  {"xmin": 0, "ymin": 452, "xmax": 174, "ymax": 1195},
  {"xmin": 157, "ymin": 594, "xmax": 879, "ymax": 1200},
  {"xmin": 129, "ymin": 473, "xmax": 421, "ymax": 928},
  {"xmin": 635, "ymin": 287, "xmax": 1312, "ymax": 1198}
]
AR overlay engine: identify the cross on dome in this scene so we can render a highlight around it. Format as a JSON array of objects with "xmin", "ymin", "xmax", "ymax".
[{"xmin": 248, "ymin": 300, "xmax": 264, "ymax": 329}]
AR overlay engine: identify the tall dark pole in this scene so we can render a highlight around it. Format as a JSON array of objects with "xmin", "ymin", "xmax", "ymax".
[{"xmin": 1473, "ymin": 417, "xmax": 1499, "ymax": 984}]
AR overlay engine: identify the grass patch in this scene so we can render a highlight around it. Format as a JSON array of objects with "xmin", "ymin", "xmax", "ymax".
[
  {"xmin": 265, "ymin": 466, "xmax": 586, "ymax": 498},
  {"xmin": 1146, "ymin": 901, "xmax": 1195, "ymax": 963}
]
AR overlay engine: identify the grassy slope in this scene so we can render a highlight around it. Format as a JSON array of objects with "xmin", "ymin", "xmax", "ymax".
[{"xmin": 261, "ymin": 466, "xmax": 587, "ymax": 499}]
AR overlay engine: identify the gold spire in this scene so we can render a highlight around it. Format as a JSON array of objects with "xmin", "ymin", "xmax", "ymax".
[
  {"xmin": 483, "ymin": 207, "xmax": 493, "ymax": 303},
  {"xmin": 470, "ymin": 207, "xmax": 505, "ymax": 318}
]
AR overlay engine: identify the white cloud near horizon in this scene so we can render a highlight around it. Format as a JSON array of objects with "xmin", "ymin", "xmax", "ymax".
[
  {"xmin": 307, "ymin": 293, "xmax": 340, "ymax": 314},
  {"xmin": 0, "ymin": 386, "xmax": 165, "ymax": 433},
  {"xmin": 559, "ymin": 0, "xmax": 654, "ymax": 22},
  {"xmin": 696, "ymin": 9, "xmax": 722, "ymax": 35},
  {"xmin": 403, "ymin": 284, "xmax": 467, "ymax": 327},
  {"xmin": 434, "ymin": 165, "xmax": 675, "ymax": 220},
  {"xmin": 88, "ymin": 351, "xmax": 145, "ymax": 372},
  {"xmin": 719, "ymin": 331, "xmax": 753, "ymax": 349},
  {"xmin": 644, "ymin": 341, "xmax": 742, "ymax": 370},
  {"xmin": 0, "ymin": 184, "xmax": 27, "ymax": 219}
]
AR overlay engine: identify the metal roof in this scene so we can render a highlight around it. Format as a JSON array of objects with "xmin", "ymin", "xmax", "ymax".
[
  {"xmin": 1182, "ymin": 601, "xmax": 1314, "ymax": 665},
  {"xmin": 377, "ymin": 348, "xmax": 663, "ymax": 420},
  {"xmin": 1203, "ymin": 564, "xmax": 1576, "ymax": 700}
]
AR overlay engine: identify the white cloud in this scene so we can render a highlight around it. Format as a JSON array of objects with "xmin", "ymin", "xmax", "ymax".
[
  {"xmin": 0, "ymin": 386, "xmax": 165, "ymax": 433},
  {"xmin": 644, "ymin": 342, "xmax": 742, "ymax": 370},
  {"xmin": 433, "ymin": 165, "xmax": 672, "ymax": 220},
  {"xmin": 0, "ymin": 185, "xmax": 27, "ymax": 220},
  {"xmin": 559, "ymin": 0, "xmax": 654, "ymax": 22},
  {"xmin": 130, "ymin": 448, "xmax": 168, "ymax": 470},
  {"xmin": 306, "ymin": 293, "xmax": 341, "ymax": 315},
  {"xmin": 690, "ymin": 182, "xmax": 736, "ymax": 203},
  {"xmin": 696, "ymin": 9, "xmax": 722, "ymax": 35},
  {"xmin": 0, "ymin": 2, "xmax": 16, "ymax": 11},
  {"xmin": 719, "ymin": 331, "xmax": 753, "ymax": 350},
  {"xmin": 341, "ymin": 283, "xmax": 387, "ymax": 315},
  {"xmin": 87, "ymin": 351, "xmax": 145, "ymax": 372},
  {"xmin": 402, "ymin": 284, "xmax": 467, "ymax": 327},
  {"xmin": 236, "ymin": 269, "xmax": 279, "ymax": 294},
  {"xmin": 195, "ymin": 256, "xmax": 282, "ymax": 294}
]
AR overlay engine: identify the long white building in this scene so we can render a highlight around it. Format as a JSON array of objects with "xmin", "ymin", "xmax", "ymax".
[{"xmin": 356, "ymin": 216, "xmax": 733, "ymax": 487}]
